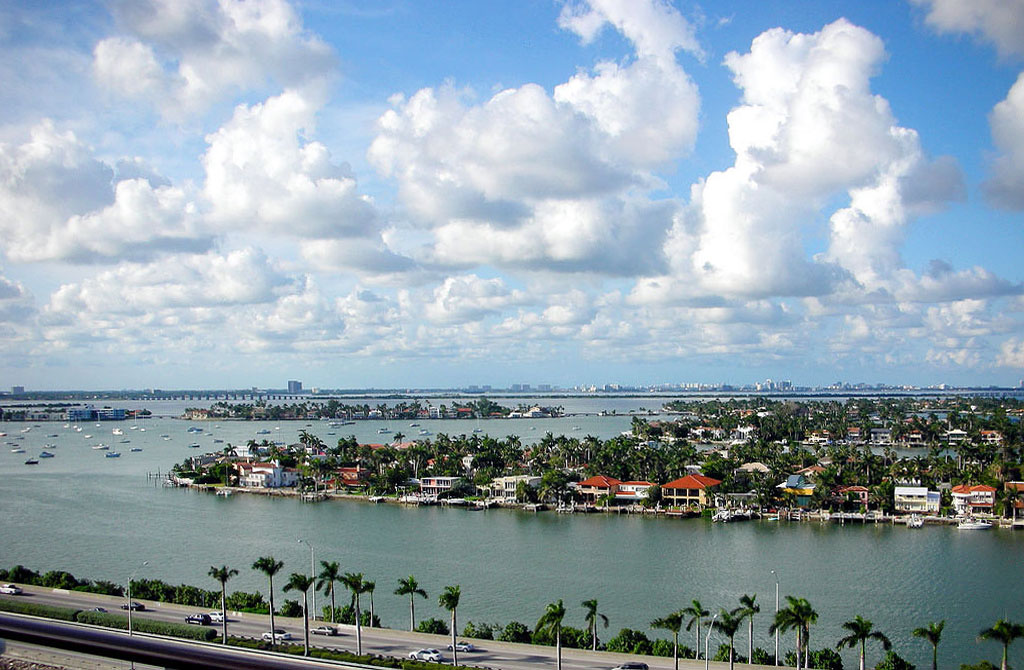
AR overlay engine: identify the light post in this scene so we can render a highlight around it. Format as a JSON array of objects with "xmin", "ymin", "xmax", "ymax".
[
  {"xmin": 771, "ymin": 570, "xmax": 779, "ymax": 667},
  {"xmin": 298, "ymin": 538, "xmax": 315, "ymax": 620},
  {"xmin": 704, "ymin": 611, "xmax": 719, "ymax": 670},
  {"xmin": 127, "ymin": 560, "xmax": 149, "ymax": 637}
]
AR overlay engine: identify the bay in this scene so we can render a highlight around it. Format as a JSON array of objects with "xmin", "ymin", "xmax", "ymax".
[{"xmin": 1, "ymin": 413, "xmax": 1021, "ymax": 669}]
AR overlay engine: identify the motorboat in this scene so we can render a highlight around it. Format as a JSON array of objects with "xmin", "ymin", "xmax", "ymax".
[
  {"xmin": 24, "ymin": 458, "xmax": 39, "ymax": 465},
  {"xmin": 92, "ymin": 444, "xmax": 109, "ymax": 450},
  {"xmin": 105, "ymin": 451, "xmax": 121, "ymax": 458},
  {"xmin": 112, "ymin": 428, "xmax": 123, "ymax": 435},
  {"xmin": 130, "ymin": 448, "xmax": 143, "ymax": 452},
  {"xmin": 38, "ymin": 451, "xmax": 55, "ymax": 458},
  {"xmin": 188, "ymin": 443, "xmax": 200, "ymax": 448},
  {"xmin": 10, "ymin": 448, "xmax": 25, "ymax": 453},
  {"xmin": 958, "ymin": 518, "xmax": 992, "ymax": 530},
  {"xmin": 907, "ymin": 515, "xmax": 924, "ymax": 528}
]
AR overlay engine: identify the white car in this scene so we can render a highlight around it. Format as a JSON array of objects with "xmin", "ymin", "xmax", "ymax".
[
  {"xmin": 409, "ymin": 648, "xmax": 444, "ymax": 662},
  {"xmin": 262, "ymin": 629, "xmax": 292, "ymax": 642},
  {"xmin": 0, "ymin": 584, "xmax": 23, "ymax": 595},
  {"xmin": 448, "ymin": 642, "xmax": 476, "ymax": 652},
  {"xmin": 208, "ymin": 611, "xmax": 225, "ymax": 623},
  {"xmin": 312, "ymin": 625, "xmax": 339, "ymax": 636}
]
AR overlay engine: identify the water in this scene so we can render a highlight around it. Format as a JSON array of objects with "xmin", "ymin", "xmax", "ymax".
[{"xmin": 1, "ymin": 415, "xmax": 1021, "ymax": 669}]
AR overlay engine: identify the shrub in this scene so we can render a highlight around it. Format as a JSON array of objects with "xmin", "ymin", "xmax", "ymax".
[
  {"xmin": 750, "ymin": 648, "xmax": 774, "ymax": 665},
  {"xmin": 650, "ymin": 638, "xmax": 673, "ymax": 657},
  {"xmin": 225, "ymin": 590, "xmax": 266, "ymax": 612},
  {"xmin": 74, "ymin": 610, "xmax": 218, "ymax": 642},
  {"xmin": 0, "ymin": 599, "xmax": 80, "ymax": 621},
  {"xmin": 76, "ymin": 581, "xmax": 123, "ymax": 596},
  {"xmin": 606, "ymin": 628, "xmax": 653, "ymax": 655},
  {"xmin": 462, "ymin": 621, "xmax": 495, "ymax": 639},
  {"xmin": 497, "ymin": 621, "xmax": 532, "ymax": 643},
  {"xmin": 875, "ymin": 650, "xmax": 915, "ymax": 670},
  {"xmin": 417, "ymin": 617, "xmax": 449, "ymax": 635},
  {"xmin": 712, "ymin": 643, "xmax": 746, "ymax": 663},
  {"xmin": 280, "ymin": 599, "xmax": 304, "ymax": 618}
]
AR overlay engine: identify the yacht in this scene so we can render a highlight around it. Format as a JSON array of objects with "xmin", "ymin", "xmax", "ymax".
[
  {"xmin": 112, "ymin": 428, "xmax": 124, "ymax": 435},
  {"xmin": 91, "ymin": 444, "xmax": 109, "ymax": 450},
  {"xmin": 38, "ymin": 451, "xmax": 55, "ymax": 458},
  {"xmin": 958, "ymin": 518, "xmax": 993, "ymax": 530},
  {"xmin": 907, "ymin": 515, "xmax": 924, "ymax": 528},
  {"xmin": 105, "ymin": 451, "xmax": 121, "ymax": 458},
  {"xmin": 130, "ymin": 447, "xmax": 143, "ymax": 452},
  {"xmin": 24, "ymin": 458, "xmax": 39, "ymax": 465},
  {"xmin": 10, "ymin": 448, "xmax": 25, "ymax": 454}
]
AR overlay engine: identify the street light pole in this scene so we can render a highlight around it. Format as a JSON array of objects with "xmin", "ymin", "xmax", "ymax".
[
  {"xmin": 771, "ymin": 570, "xmax": 779, "ymax": 667},
  {"xmin": 127, "ymin": 560, "xmax": 149, "ymax": 637},
  {"xmin": 705, "ymin": 611, "xmax": 719, "ymax": 670},
  {"xmin": 298, "ymin": 539, "xmax": 315, "ymax": 620}
]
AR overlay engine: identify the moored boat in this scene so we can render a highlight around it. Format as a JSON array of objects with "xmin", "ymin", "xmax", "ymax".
[
  {"xmin": 907, "ymin": 514, "xmax": 924, "ymax": 528},
  {"xmin": 958, "ymin": 518, "xmax": 992, "ymax": 530},
  {"xmin": 38, "ymin": 451, "xmax": 55, "ymax": 458},
  {"xmin": 105, "ymin": 451, "xmax": 121, "ymax": 458}
]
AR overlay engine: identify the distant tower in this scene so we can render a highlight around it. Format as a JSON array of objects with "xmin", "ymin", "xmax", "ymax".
[
  {"xmin": 11, "ymin": 386, "xmax": 25, "ymax": 394},
  {"xmin": 287, "ymin": 380, "xmax": 302, "ymax": 394}
]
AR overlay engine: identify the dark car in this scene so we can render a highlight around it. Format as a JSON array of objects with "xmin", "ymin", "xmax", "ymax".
[
  {"xmin": 121, "ymin": 601, "xmax": 145, "ymax": 611},
  {"xmin": 185, "ymin": 613, "xmax": 212, "ymax": 625}
]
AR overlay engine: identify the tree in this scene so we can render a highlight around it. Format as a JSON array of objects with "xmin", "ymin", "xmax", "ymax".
[
  {"xmin": 251, "ymin": 556, "xmax": 284, "ymax": 648},
  {"xmin": 714, "ymin": 609, "xmax": 743, "ymax": 670},
  {"xmin": 208, "ymin": 565, "xmax": 238, "ymax": 645},
  {"xmin": 650, "ymin": 610, "xmax": 684, "ymax": 670},
  {"xmin": 316, "ymin": 560, "xmax": 341, "ymax": 623},
  {"xmin": 912, "ymin": 620, "xmax": 944, "ymax": 670},
  {"xmin": 283, "ymin": 572, "xmax": 314, "ymax": 656},
  {"xmin": 536, "ymin": 600, "xmax": 567, "ymax": 670},
  {"xmin": 770, "ymin": 596, "xmax": 818, "ymax": 670},
  {"xmin": 365, "ymin": 580, "xmax": 376, "ymax": 627},
  {"xmin": 978, "ymin": 619, "xmax": 1024, "ymax": 670},
  {"xmin": 836, "ymin": 615, "xmax": 891, "ymax": 670},
  {"xmin": 342, "ymin": 572, "xmax": 368, "ymax": 655},
  {"xmin": 439, "ymin": 585, "xmax": 462, "ymax": 666},
  {"xmin": 582, "ymin": 598, "xmax": 609, "ymax": 651},
  {"xmin": 395, "ymin": 575, "xmax": 427, "ymax": 631},
  {"xmin": 683, "ymin": 599, "xmax": 709, "ymax": 660},
  {"xmin": 736, "ymin": 593, "xmax": 759, "ymax": 662}
]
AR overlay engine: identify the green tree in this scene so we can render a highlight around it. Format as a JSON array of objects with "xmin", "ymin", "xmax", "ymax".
[
  {"xmin": 912, "ymin": 620, "xmax": 944, "ymax": 670},
  {"xmin": 650, "ymin": 610, "xmax": 684, "ymax": 670},
  {"xmin": 836, "ymin": 615, "xmax": 891, "ymax": 670},
  {"xmin": 283, "ymin": 572, "xmax": 314, "ymax": 656},
  {"xmin": 978, "ymin": 619, "xmax": 1024, "ymax": 670},
  {"xmin": 316, "ymin": 560, "xmax": 342, "ymax": 624},
  {"xmin": 769, "ymin": 596, "xmax": 818, "ymax": 670},
  {"xmin": 365, "ymin": 580, "xmax": 376, "ymax": 628},
  {"xmin": 342, "ymin": 572, "xmax": 369, "ymax": 655},
  {"xmin": 683, "ymin": 599, "xmax": 709, "ymax": 660},
  {"xmin": 714, "ymin": 609, "xmax": 743, "ymax": 670},
  {"xmin": 536, "ymin": 600, "xmax": 567, "ymax": 670},
  {"xmin": 395, "ymin": 575, "xmax": 427, "ymax": 632},
  {"xmin": 439, "ymin": 585, "xmax": 462, "ymax": 666},
  {"xmin": 207, "ymin": 565, "xmax": 237, "ymax": 645},
  {"xmin": 736, "ymin": 593, "xmax": 759, "ymax": 662},
  {"xmin": 582, "ymin": 599, "xmax": 608, "ymax": 651},
  {"xmin": 251, "ymin": 556, "xmax": 284, "ymax": 648}
]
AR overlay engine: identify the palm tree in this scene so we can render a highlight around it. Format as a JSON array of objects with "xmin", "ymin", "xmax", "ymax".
[
  {"xmin": 650, "ymin": 610, "xmax": 684, "ymax": 670},
  {"xmin": 736, "ymin": 593, "xmax": 759, "ymax": 662},
  {"xmin": 208, "ymin": 565, "xmax": 238, "ymax": 644},
  {"xmin": 836, "ymin": 615, "xmax": 891, "ymax": 670},
  {"xmin": 364, "ymin": 580, "xmax": 376, "ymax": 627},
  {"xmin": 582, "ymin": 599, "xmax": 609, "ymax": 651},
  {"xmin": 252, "ymin": 556, "xmax": 284, "ymax": 648},
  {"xmin": 342, "ymin": 572, "xmax": 368, "ymax": 655},
  {"xmin": 316, "ymin": 560, "xmax": 341, "ymax": 623},
  {"xmin": 978, "ymin": 619, "xmax": 1024, "ymax": 670},
  {"xmin": 395, "ymin": 575, "xmax": 427, "ymax": 631},
  {"xmin": 439, "ymin": 586, "xmax": 462, "ymax": 666},
  {"xmin": 912, "ymin": 620, "xmax": 945, "ymax": 670},
  {"xmin": 769, "ymin": 596, "xmax": 817, "ymax": 670},
  {"xmin": 536, "ymin": 600, "xmax": 567, "ymax": 670},
  {"xmin": 683, "ymin": 599, "xmax": 709, "ymax": 659},
  {"xmin": 714, "ymin": 609, "xmax": 743, "ymax": 670},
  {"xmin": 283, "ymin": 572, "xmax": 314, "ymax": 656}
]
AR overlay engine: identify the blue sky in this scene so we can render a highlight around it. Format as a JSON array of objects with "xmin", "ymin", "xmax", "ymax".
[{"xmin": 1, "ymin": 0, "xmax": 1023, "ymax": 391}]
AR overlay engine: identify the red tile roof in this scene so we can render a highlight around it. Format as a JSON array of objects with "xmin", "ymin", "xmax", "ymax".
[
  {"xmin": 952, "ymin": 484, "xmax": 996, "ymax": 494},
  {"xmin": 662, "ymin": 474, "xmax": 722, "ymax": 490},
  {"xmin": 577, "ymin": 475, "xmax": 621, "ymax": 488}
]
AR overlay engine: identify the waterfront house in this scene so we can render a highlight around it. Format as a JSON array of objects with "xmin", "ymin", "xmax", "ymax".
[
  {"xmin": 778, "ymin": 474, "xmax": 816, "ymax": 507},
  {"xmin": 980, "ymin": 430, "xmax": 1003, "ymax": 445},
  {"xmin": 576, "ymin": 475, "xmax": 621, "ymax": 504},
  {"xmin": 615, "ymin": 481, "xmax": 655, "ymax": 504},
  {"xmin": 235, "ymin": 462, "xmax": 299, "ymax": 488},
  {"xmin": 1005, "ymin": 482, "xmax": 1024, "ymax": 518},
  {"xmin": 893, "ymin": 486, "xmax": 940, "ymax": 514},
  {"xmin": 836, "ymin": 485, "xmax": 870, "ymax": 509},
  {"xmin": 487, "ymin": 475, "xmax": 542, "ymax": 501},
  {"xmin": 951, "ymin": 484, "xmax": 996, "ymax": 515},
  {"xmin": 945, "ymin": 429, "xmax": 968, "ymax": 443},
  {"xmin": 661, "ymin": 474, "xmax": 721, "ymax": 510},
  {"xmin": 846, "ymin": 427, "xmax": 863, "ymax": 443},
  {"xmin": 334, "ymin": 466, "xmax": 370, "ymax": 489},
  {"xmin": 420, "ymin": 476, "xmax": 462, "ymax": 497},
  {"xmin": 870, "ymin": 428, "xmax": 892, "ymax": 445}
]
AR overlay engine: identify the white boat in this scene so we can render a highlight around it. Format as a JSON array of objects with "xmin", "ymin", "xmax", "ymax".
[
  {"xmin": 958, "ymin": 518, "xmax": 993, "ymax": 530},
  {"xmin": 112, "ymin": 428, "xmax": 124, "ymax": 435},
  {"xmin": 215, "ymin": 489, "xmax": 233, "ymax": 497},
  {"xmin": 188, "ymin": 443, "xmax": 200, "ymax": 448},
  {"xmin": 83, "ymin": 434, "xmax": 92, "ymax": 439},
  {"xmin": 907, "ymin": 515, "xmax": 924, "ymax": 528},
  {"xmin": 10, "ymin": 448, "xmax": 25, "ymax": 453},
  {"xmin": 91, "ymin": 444, "xmax": 109, "ymax": 450},
  {"xmin": 377, "ymin": 427, "xmax": 391, "ymax": 434}
]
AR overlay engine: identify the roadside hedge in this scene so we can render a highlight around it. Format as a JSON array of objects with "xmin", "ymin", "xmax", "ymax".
[
  {"xmin": 75, "ymin": 610, "xmax": 218, "ymax": 642},
  {"xmin": 0, "ymin": 598, "xmax": 80, "ymax": 621},
  {"xmin": 230, "ymin": 637, "xmax": 482, "ymax": 670}
]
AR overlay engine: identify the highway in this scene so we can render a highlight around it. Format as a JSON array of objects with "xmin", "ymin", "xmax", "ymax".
[{"xmin": 1, "ymin": 586, "xmax": 777, "ymax": 670}]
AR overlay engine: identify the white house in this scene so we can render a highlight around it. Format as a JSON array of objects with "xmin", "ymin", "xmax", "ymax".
[
  {"xmin": 615, "ymin": 481, "xmax": 656, "ymax": 504},
  {"xmin": 487, "ymin": 475, "xmax": 541, "ymax": 500},
  {"xmin": 893, "ymin": 486, "xmax": 940, "ymax": 513},
  {"xmin": 951, "ymin": 484, "xmax": 996, "ymax": 515},
  {"xmin": 235, "ymin": 462, "xmax": 299, "ymax": 488}
]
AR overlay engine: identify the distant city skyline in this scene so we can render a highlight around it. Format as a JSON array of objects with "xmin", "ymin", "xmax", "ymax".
[{"xmin": 2, "ymin": 1, "xmax": 1024, "ymax": 389}]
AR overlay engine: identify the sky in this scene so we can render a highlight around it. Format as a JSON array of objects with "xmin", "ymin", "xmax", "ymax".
[{"xmin": 1, "ymin": 0, "xmax": 1024, "ymax": 391}]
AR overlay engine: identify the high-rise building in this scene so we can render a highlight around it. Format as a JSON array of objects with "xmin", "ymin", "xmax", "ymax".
[
  {"xmin": 287, "ymin": 380, "xmax": 302, "ymax": 394},
  {"xmin": 11, "ymin": 386, "xmax": 24, "ymax": 394}
]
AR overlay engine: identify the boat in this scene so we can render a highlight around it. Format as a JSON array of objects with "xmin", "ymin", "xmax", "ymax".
[
  {"xmin": 213, "ymin": 438, "xmax": 224, "ymax": 443},
  {"xmin": 24, "ymin": 458, "xmax": 39, "ymax": 465},
  {"xmin": 256, "ymin": 429, "xmax": 271, "ymax": 435},
  {"xmin": 139, "ymin": 428, "xmax": 145, "ymax": 432},
  {"xmin": 119, "ymin": 439, "xmax": 130, "ymax": 444},
  {"xmin": 112, "ymin": 428, "xmax": 123, "ymax": 435},
  {"xmin": 47, "ymin": 434, "xmax": 58, "ymax": 438},
  {"xmin": 377, "ymin": 427, "xmax": 391, "ymax": 434},
  {"xmin": 572, "ymin": 426, "xmax": 581, "ymax": 431},
  {"xmin": 215, "ymin": 489, "xmax": 233, "ymax": 497},
  {"xmin": 130, "ymin": 448, "xmax": 143, "ymax": 452},
  {"xmin": 188, "ymin": 443, "xmax": 200, "ymax": 448},
  {"xmin": 409, "ymin": 423, "xmax": 420, "ymax": 427},
  {"xmin": 91, "ymin": 444, "xmax": 109, "ymax": 450},
  {"xmin": 83, "ymin": 434, "xmax": 92, "ymax": 439},
  {"xmin": 38, "ymin": 451, "xmax": 55, "ymax": 458},
  {"xmin": 105, "ymin": 451, "xmax": 121, "ymax": 458},
  {"xmin": 10, "ymin": 448, "xmax": 25, "ymax": 453},
  {"xmin": 907, "ymin": 515, "xmax": 924, "ymax": 528},
  {"xmin": 958, "ymin": 518, "xmax": 993, "ymax": 530}
]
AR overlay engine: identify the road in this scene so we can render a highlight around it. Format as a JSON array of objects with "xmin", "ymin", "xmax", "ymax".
[{"xmin": 1, "ymin": 586, "xmax": 780, "ymax": 670}]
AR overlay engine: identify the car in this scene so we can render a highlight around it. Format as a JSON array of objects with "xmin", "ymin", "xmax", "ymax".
[
  {"xmin": 262, "ymin": 630, "xmax": 292, "ymax": 642},
  {"xmin": 409, "ymin": 649, "xmax": 444, "ymax": 662},
  {"xmin": 121, "ymin": 601, "xmax": 145, "ymax": 611},
  {"xmin": 185, "ymin": 613, "xmax": 212, "ymax": 625},
  {"xmin": 0, "ymin": 584, "xmax": 22, "ymax": 595},
  {"xmin": 89, "ymin": 607, "xmax": 107, "ymax": 613},
  {"xmin": 207, "ymin": 611, "xmax": 225, "ymax": 623},
  {"xmin": 311, "ymin": 625, "xmax": 339, "ymax": 636},
  {"xmin": 611, "ymin": 664, "xmax": 649, "ymax": 670},
  {"xmin": 448, "ymin": 642, "xmax": 476, "ymax": 652}
]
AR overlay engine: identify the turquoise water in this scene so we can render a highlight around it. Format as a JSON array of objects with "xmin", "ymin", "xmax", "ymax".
[{"xmin": 1, "ymin": 416, "xmax": 1021, "ymax": 668}]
